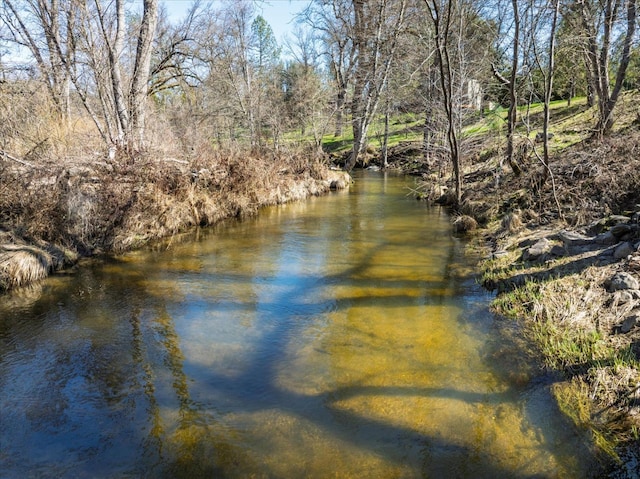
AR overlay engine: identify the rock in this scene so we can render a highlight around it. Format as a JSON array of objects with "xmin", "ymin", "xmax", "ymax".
[
  {"xmin": 614, "ymin": 242, "xmax": 635, "ymax": 259},
  {"xmin": 618, "ymin": 313, "xmax": 639, "ymax": 334},
  {"xmin": 611, "ymin": 223, "xmax": 633, "ymax": 238},
  {"xmin": 620, "ymin": 228, "xmax": 639, "ymax": 241},
  {"xmin": 599, "ymin": 247, "xmax": 615, "ymax": 258},
  {"xmin": 327, "ymin": 171, "xmax": 352, "ymax": 190},
  {"xmin": 595, "ymin": 231, "xmax": 617, "ymax": 245},
  {"xmin": 550, "ymin": 244, "xmax": 567, "ymax": 257},
  {"xmin": 558, "ymin": 230, "xmax": 593, "ymax": 246},
  {"xmin": 452, "ymin": 215, "xmax": 478, "ymax": 233},
  {"xmin": 490, "ymin": 250, "xmax": 509, "ymax": 259},
  {"xmin": 523, "ymin": 238, "xmax": 551, "ymax": 261},
  {"xmin": 608, "ymin": 272, "xmax": 640, "ymax": 291}
]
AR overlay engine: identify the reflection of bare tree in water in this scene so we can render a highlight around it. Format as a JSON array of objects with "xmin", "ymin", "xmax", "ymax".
[
  {"xmin": 129, "ymin": 302, "xmax": 247, "ymax": 478},
  {"xmin": 125, "ymin": 223, "xmax": 590, "ymax": 478},
  {"xmin": 0, "ymin": 174, "xmax": 596, "ymax": 478}
]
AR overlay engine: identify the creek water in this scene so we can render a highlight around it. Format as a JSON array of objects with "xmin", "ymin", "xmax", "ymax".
[{"xmin": 1, "ymin": 171, "xmax": 593, "ymax": 478}]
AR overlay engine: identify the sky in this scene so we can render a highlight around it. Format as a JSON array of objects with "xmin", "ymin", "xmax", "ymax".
[
  {"xmin": 163, "ymin": 0, "xmax": 310, "ymax": 43},
  {"xmin": 2, "ymin": 0, "xmax": 310, "ymax": 66}
]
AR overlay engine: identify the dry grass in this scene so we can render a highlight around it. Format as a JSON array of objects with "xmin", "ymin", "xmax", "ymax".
[
  {"xmin": 0, "ymin": 91, "xmax": 341, "ymax": 291},
  {"xmin": 0, "ymin": 246, "xmax": 52, "ymax": 289},
  {"xmin": 452, "ymin": 214, "xmax": 478, "ymax": 233},
  {"xmin": 0, "ymin": 148, "xmax": 337, "ymax": 261},
  {"xmin": 0, "ymin": 229, "xmax": 71, "ymax": 290}
]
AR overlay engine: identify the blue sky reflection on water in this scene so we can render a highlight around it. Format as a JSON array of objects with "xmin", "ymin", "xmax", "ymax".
[{"xmin": 0, "ymin": 172, "xmax": 596, "ymax": 478}]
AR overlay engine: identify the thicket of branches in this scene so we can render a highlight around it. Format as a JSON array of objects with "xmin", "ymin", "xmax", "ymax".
[{"xmin": 0, "ymin": 0, "xmax": 638, "ymax": 205}]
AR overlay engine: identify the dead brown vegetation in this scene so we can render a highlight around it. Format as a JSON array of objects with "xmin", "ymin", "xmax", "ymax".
[
  {"xmin": 0, "ymin": 86, "xmax": 343, "ymax": 291},
  {"xmin": 1, "ymin": 149, "xmax": 334, "ymax": 247},
  {"xmin": 465, "ymin": 131, "xmax": 640, "ymax": 475},
  {"xmin": 0, "ymin": 78, "xmax": 348, "ymax": 292}
]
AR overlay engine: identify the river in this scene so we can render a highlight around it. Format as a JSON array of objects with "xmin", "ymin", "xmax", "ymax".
[{"xmin": 0, "ymin": 171, "xmax": 594, "ymax": 478}]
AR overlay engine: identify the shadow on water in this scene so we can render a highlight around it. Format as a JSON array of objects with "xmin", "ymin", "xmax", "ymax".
[{"xmin": 0, "ymin": 172, "xmax": 597, "ymax": 478}]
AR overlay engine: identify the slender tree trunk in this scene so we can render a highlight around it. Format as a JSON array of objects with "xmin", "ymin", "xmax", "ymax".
[
  {"xmin": 506, "ymin": 0, "xmax": 521, "ymax": 176},
  {"xmin": 346, "ymin": 0, "xmax": 406, "ymax": 171},
  {"xmin": 128, "ymin": 0, "xmax": 159, "ymax": 151},
  {"xmin": 334, "ymin": 87, "xmax": 346, "ymax": 137},
  {"xmin": 97, "ymin": 0, "xmax": 129, "ymax": 145},
  {"xmin": 581, "ymin": 0, "xmax": 636, "ymax": 137},
  {"xmin": 382, "ymin": 94, "xmax": 390, "ymax": 168},
  {"xmin": 424, "ymin": 0, "xmax": 462, "ymax": 205},
  {"xmin": 423, "ymin": 105, "xmax": 433, "ymax": 165},
  {"xmin": 542, "ymin": 0, "xmax": 560, "ymax": 173}
]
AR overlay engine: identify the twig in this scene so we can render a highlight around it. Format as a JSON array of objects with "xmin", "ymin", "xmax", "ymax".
[
  {"xmin": 526, "ymin": 137, "xmax": 564, "ymax": 222},
  {"xmin": 0, "ymin": 149, "xmax": 35, "ymax": 168}
]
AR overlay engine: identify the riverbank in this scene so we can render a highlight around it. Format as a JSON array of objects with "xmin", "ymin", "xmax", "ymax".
[
  {"xmin": 389, "ymin": 118, "xmax": 640, "ymax": 476},
  {"xmin": 0, "ymin": 149, "xmax": 350, "ymax": 291}
]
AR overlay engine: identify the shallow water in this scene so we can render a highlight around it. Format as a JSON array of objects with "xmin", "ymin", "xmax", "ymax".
[{"xmin": 0, "ymin": 171, "xmax": 593, "ymax": 478}]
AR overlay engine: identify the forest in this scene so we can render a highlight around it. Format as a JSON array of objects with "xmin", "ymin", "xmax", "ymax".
[{"xmin": 2, "ymin": 0, "xmax": 640, "ymax": 475}]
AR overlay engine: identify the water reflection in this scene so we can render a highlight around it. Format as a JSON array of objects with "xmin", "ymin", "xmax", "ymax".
[{"xmin": 0, "ymin": 172, "xmax": 594, "ymax": 478}]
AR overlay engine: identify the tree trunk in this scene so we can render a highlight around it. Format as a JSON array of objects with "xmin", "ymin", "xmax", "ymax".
[
  {"xmin": 506, "ymin": 0, "xmax": 521, "ymax": 176},
  {"xmin": 382, "ymin": 94, "xmax": 390, "ymax": 168},
  {"xmin": 424, "ymin": 0, "xmax": 462, "ymax": 205},
  {"xmin": 581, "ymin": 0, "xmax": 636, "ymax": 137},
  {"xmin": 542, "ymin": 0, "xmax": 560, "ymax": 173},
  {"xmin": 345, "ymin": 0, "xmax": 406, "ymax": 171},
  {"xmin": 128, "ymin": 0, "xmax": 159, "ymax": 151},
  {"xmin": 334, "ymin": 85, "xmax": 346, "ymax": 137}
]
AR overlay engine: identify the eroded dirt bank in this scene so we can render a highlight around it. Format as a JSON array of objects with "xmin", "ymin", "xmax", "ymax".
[{"xmin": 0, "ymin": 151, "xmax": 350, "ymax": 291}]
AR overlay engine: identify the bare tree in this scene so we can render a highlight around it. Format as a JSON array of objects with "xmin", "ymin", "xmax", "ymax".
[
  {"xmin": 2, "ymin": 0, "xmax": 159, "ymax": 153},
  {"xmin": 423, "ymin": 0, "xmax": 463, "ymax": 204},
  {"xmin": 303, "ymin": 0, "xmax": 356, "ymax": 138},
  {"xmin": 147, "ymin": 5, "xmax": 202, "ymax": 100},
  {"xmin": 129, "ymin": 0, "xmax": 159, "ymax": 150},
  {"xmin": 346, "ymin": 0, "xmax": 407, "ymax": 170},
  {"xmin": 490, "ymin": 0, "xmax": 545, "ymax": 176},
  {"xmin": 541, "ymin": 0, "xmax": 560, "ymax": 169},
  {"xmin": 505, "ymin": 0, "xmax": 521, "ymax": 175},
  {"xmin": 1, "ymin": 0, "xmax": 76, "ymax": 120},
  {"xmin": 579, "ymin": 0, "xmax": 637, "ymax": 136}
]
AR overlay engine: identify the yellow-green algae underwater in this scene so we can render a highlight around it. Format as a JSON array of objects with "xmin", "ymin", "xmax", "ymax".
[{"xmin": 0, "ymin": 172, "xmax": 594, "ymax": 478}]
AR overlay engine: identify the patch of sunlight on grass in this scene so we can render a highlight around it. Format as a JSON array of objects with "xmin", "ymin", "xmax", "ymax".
[{"xmin": 463, "ymin": 108, "xmax": 506, "ymax": 137}]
